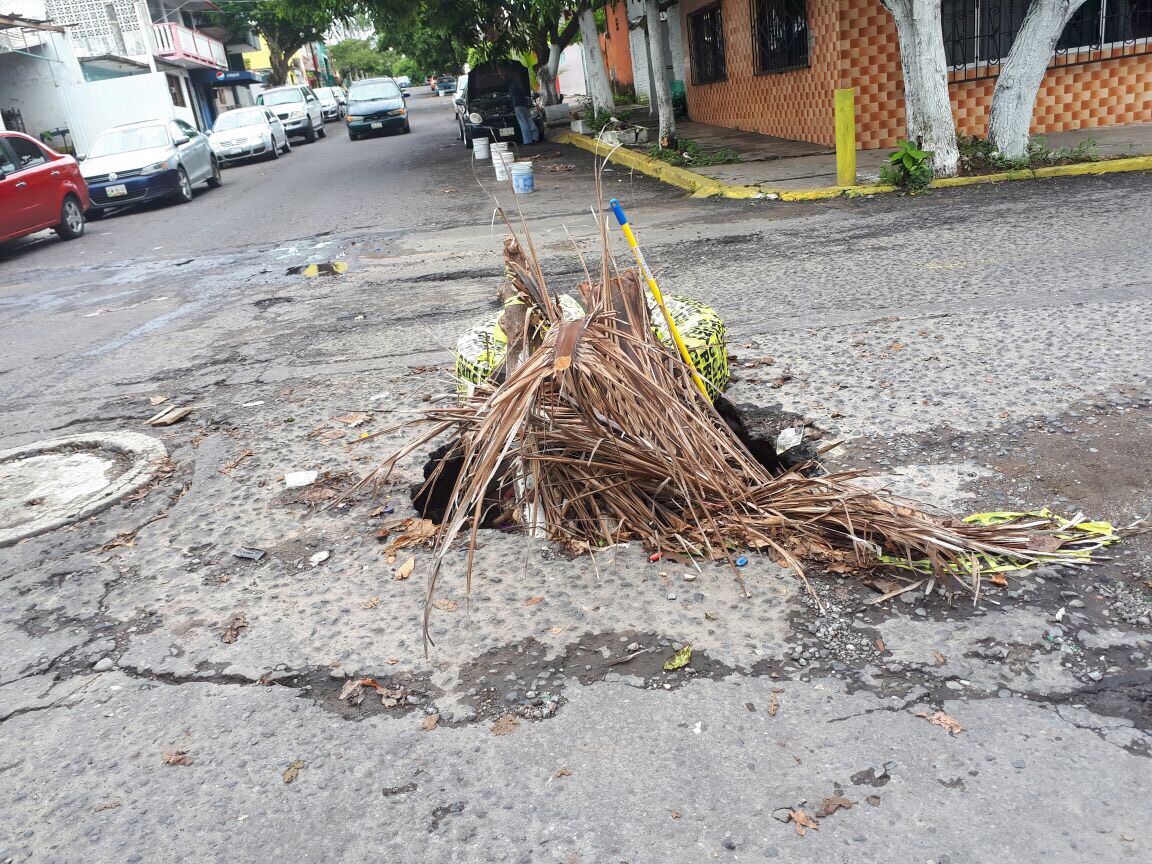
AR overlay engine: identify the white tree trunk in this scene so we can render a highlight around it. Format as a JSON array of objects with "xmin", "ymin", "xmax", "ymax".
[
  {"xmin": 579, "ymin": 7, "xmax": 615, "ymax": 113},
  {"xmin": 643, "ymin": 0, "xmax": 676, "ymax": 148},
  {"xmin": 881, "ymin": 0, "xmax": 959, "ymax": 177},
  {"xmin": 988, "ymin": 0, "xmax": 1087, "ymax": 159},
  {"xmin": 545, "ymin": 43, "xmax": 564, "ymax": 103}
]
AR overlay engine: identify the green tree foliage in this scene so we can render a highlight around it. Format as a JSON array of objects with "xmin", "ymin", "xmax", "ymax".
[
  {"xmin": 329, "ymin": 39, "xmax": 390, "ymax": 79},
  {"xmin": 204, "ymin": 0, "xmax": 341, "ymax": 86}
]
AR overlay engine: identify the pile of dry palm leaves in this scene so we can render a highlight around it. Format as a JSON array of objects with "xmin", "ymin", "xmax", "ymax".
[{"xmin": 356, "ymin": 181, "xmax": 1114, "ymax": 640}]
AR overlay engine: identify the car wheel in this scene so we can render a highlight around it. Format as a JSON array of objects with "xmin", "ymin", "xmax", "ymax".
[
  {"xmin": 304, "ymin": 121, "xmax": 317, "ymax": 143},
  {"xmin": 207, "ymin": 157, "xmax": 223, "ymax": 188},
  {"xmin": 54, "ymin": 195, "xmax": 85, "ymax": 240},
  {"xmin": 349, "ymin": 131, "xmax": 359, "ymax": 141},
  {"xmin": 317, "ymin": 123, "xmax": 327, "ymax": 139},
  {"xmin": 403, "ymin": 121, "xmax": 411, "ymax": 134},
  {"xmin": 175, "ymin": 167, "xmax": 193, "ymax": 203},
  {"xmin": 282, "ymin": 136, "xmax": 292, "ymax": 154},
  {"xmin": 268, "ymin": 141, "xmax": 280, "ymax": 160},
  {"xmin": 463, "ymin": 128, "xmax": 473, "ymax": 148}
]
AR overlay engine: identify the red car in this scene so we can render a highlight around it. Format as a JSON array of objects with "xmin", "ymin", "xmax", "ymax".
[{"xmin": 0, "ymin": 131, "xmax": 89, "ymax": 245}]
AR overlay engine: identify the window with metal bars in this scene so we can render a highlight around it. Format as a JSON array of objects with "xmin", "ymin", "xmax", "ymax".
[
  {"xmin": 688, "ymin": 3, "xmax": 727, "ymax": 84},
  {"xmin": 943, "ymin": 0, "xmax": 1152, "ymax": 80},
  {"xmin": 751, "ymin": 0, "xmax": 810, "ymax": 74}
]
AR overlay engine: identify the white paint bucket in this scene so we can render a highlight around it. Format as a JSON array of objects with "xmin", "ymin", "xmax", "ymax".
[
  {"xmin": 473, "ymin": 136, "xmax": 490, "ymax": 160},
  {"xmin": 510, "ymin": 161, "xmax": 534, "ymax": 194},
  {"xmin": 492, "ymin": 151, "xmax": 513, "ymax": 182}
]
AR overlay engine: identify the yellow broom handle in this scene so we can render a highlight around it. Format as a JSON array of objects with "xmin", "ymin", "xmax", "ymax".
[{"xmin": 610, "ymin": 200, "xmax": 709, "ymax": 399}]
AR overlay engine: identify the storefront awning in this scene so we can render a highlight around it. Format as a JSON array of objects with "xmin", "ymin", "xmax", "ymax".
[{"xmin": 192, "ymin": 69, "xmax": 263, "ymax": 86}]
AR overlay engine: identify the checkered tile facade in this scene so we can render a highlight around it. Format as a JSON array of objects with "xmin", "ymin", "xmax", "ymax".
[{"xmin": 680, "ymin": 0, "xmax": 1152, "ymax": 150}]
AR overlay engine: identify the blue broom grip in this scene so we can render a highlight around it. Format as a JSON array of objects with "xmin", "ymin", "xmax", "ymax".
[{"xmin": 608, "ymin": 198, "xmax": 628, "ymax": 226}]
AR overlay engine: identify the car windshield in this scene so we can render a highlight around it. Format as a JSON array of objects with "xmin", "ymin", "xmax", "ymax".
[
  {"xmin": 348, "ymin": 82, "xmax": 401, "ymax": 101},
  {"xmin": 213, "ymin": 109, "xmax": 266, "ymax": 131},
  {"xmin": 260, "ymin": 89, "xmax": 303, "ymax": 106},
  {"xmin": 87, "ymin": 125, "xmax": 169, "ymax": 158}
]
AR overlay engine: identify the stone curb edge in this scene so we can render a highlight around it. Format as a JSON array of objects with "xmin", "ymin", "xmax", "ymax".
[{"xmin": 552, "ymin": 130, "xmax": 1152, "ymax": 202}]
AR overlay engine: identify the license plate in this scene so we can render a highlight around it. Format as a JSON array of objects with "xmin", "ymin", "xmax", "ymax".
[
  {"xmin": 371, "ymin": 122, "xmax": 383, "ymax": 129},
  {"xmin": 106, "ymin": 184, "xmax": 128, "ymax": 197},
  {"xmin": 500, "ymin": 127, "xmax": 515, "ymax": 136},
  {"xmin": 227, "ymin": 147, "xmax": 243, "ymax": 155}
]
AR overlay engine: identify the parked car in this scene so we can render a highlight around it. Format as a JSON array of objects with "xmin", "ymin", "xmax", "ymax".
[
  {"xmin": 395, "ymin": 75, "xmax": 411, "ymax": 89},
  {"xmin": 313, "ymin": 86, "xmax": 346, "ymax": 122},
  {"xmin": 81, "ymin": 119, "xmax": 221, "ymax": 218},
  {"xmin": 209, "ymin": 107, "xmax": 290, "ymax": 165},
  {"xmin": 345, "ymin": 77, "xmax": 411, "ymax": 140},
  {"xmin": 435, "ymin": 76, "xmax": 457, "ymax": 96},
  {"xmin": 0, "ymin": 131, "xmax": 89, "ymax": 244},
  {"xmin": 257, "ymin": 85, "xmax": 326, "ymax": 142},
  {"xmin": 456, "ymin": 60, "xmax": 543, "ymax": 147}
]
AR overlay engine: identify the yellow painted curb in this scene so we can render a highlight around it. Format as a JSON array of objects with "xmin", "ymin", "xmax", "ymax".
[{"xmin": 554, "ymin": 130, "xmax": 1152, "ymax": 201}]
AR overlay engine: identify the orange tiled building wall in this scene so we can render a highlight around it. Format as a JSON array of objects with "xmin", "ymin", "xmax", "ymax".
[{"xmin": 681, "ymin": 0, "xmax": 1152, "ymax": 150}]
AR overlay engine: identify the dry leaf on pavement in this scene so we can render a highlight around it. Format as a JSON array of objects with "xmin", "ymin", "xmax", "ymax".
[
  {"xmin": 421, "ymin": 714, "xmax": 440, "ymax": 731},
  {"xmin": 916, "ymin": 710, "xmax": 964, "ymax": 735},
  {"xmin": 788, "ymin": 809, "xmax": 820, "ymax": 836},
  {"xmin": 363, "ymin": 596, "xmax": 380, "ymax": 609},
  {"xmin": 338, "ymin": 678, "xmax": 365, "ymax": 704},
  {"xmin": 93, "ymin": 800, "xmax": 121, "ymax": 812},
  {"xmin": 149, "ymin": 395, "xmax": 169, "ymax": 406},
  {"xmin": 282, "ymin": 759, "xmax": 304, "ymax": 784},
  {"xmin": 162, "ymin": 750, "xmax": 193, "ymax": 766},
  {"xmin": 933, "ymin": 652, "xmax": 948, "ymax": 666},
  {"xmin": 524, "ymin": 596, "xmax": 544, "ymax": 606},
  {"xmin": 221, "ymin": 613, "xmax": 248, "ymax": 644},
  {"xmin": 333, "ymin": 412, "xmax": 371, "ymax": 428},
  {"xmin": 395, "ymin": 556, "xmax": 416, "ymax": 580},
  {"xmin": 552, "ymin": 767, "xmax": 572, "ymax": 779},
  {"xmin": 491, "ymin": 713, "xmax": 519, "ymax": 736},
  {"xmin": 669, "ymin": 810, "xmax": 681, "ymax": 819},
  {"xmin": 432, "ymin": 598, "xmax": 459, "ymax": 612},
  {"xmin": 817, "ymin": 794, "xmax": 856, "ymax": 817}
]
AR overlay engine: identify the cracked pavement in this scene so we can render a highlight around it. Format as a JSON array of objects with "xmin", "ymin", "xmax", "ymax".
[{"xmin": 1, "ymin": 94, "xmax": 1150, "ymax": 862}]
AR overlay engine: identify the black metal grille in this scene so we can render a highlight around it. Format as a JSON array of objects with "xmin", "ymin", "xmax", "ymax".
[
  {"xmin": 688, "ymin": 3, "xmax": 727, "ymax": 84},
  {"xmin": 751, "ymin": 0, "xmax": 810, "ymax": 74},
  {"xmin": 944, "ymin": 0, "xmax": 1152, "ymax": 82}
]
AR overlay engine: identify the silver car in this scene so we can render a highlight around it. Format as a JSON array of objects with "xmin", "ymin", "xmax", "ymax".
[
  {"xmin": 209, "ymin": 107, "xmax": 291, "ymax": 165},
  {"xmin": 257, "ymin": 85, "xmax": 326, "ymax": 143},
  {"xmin": 81, "ymin": 119, "xmax": 221, "ymax": 216},
  {"xmin": 313, "ymin": 87, "xmax": 346, "ymax": 122}
]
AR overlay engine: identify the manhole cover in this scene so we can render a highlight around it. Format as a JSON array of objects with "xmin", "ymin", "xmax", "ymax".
[{"xmin": 0, "ymin": 432, "xmax": 167, "ymax": 546}]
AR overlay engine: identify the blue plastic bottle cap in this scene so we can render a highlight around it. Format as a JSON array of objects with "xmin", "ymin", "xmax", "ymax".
[{"xmin": 735, "ymin": 556, "xmax": 748, "ymax": 567}]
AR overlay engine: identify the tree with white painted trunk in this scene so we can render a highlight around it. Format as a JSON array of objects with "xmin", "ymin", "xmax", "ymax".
[
  {"xmin": 643, "ymin": 0, "xmax": 676, "ymax": 149},
  {"xmin": 880, "ymin": 0, "xmax": 959, "ymax": 177},
  {"xmin": 988, "ymin": 0, "xmax": 1088, "ymax": 159},
  {"xmin": 578, "ymin": 6, "xmax": 615, "ymax": 113}
]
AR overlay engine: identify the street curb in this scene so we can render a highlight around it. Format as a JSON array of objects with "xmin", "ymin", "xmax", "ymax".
[{"xmin": 552, "ymin": 130, "xmax": 1152, "ymax": 201}]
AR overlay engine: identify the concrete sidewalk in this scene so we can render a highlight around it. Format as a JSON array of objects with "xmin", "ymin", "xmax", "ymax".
[{"xmin": 623, "ymin": 109, "xmax": 1152, "ymax": 191}]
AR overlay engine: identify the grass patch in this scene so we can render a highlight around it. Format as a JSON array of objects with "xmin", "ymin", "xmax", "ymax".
[
  {"xmin": 958, "ymin": 135, "xmax": 1099, "ymax": 174},
  {"xmin": 647, "ymin": 138, "xmax": 742, "ymax": 167}
]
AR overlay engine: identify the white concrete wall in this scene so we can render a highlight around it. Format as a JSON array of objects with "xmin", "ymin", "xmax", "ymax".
[
  {"xmin": 0, "ymin": 32, "xmax": 87, "ymax": 146},
  {"xmin": 624, "ymin": 0, "xmax": 684, "ymax": 100},
  {"xmin": 56, "ymin": 70, "xmax": 179, "ymax": 152},
  {"xmin": 556, "ymin": 44, "xmax": 587, "ymax": 97}
]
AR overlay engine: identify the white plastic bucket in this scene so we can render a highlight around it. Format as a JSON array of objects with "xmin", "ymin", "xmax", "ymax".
[
  {"xmin": 510, "ymin": 161, "xmax": 534, "ymax": 194},
  {"xmin": 473, "ymin": 137, "xmax": 491, "ymax": 160},
  {"xmin": 492, "ymin": 151, "xmax": 512, "ymax": 182}
]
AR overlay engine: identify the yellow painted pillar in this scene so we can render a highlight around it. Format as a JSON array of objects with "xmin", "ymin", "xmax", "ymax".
[{"xmin": 834, "ymin": 88, "xmax": 857, "ymax": 187}]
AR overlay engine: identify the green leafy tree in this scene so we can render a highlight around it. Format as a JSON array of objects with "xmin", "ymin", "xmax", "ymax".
[
  {"xmin": 329, "ymin": 38, "xmax": 390, "ymax": 79},
  {"xmin": 204, "ymin": 1, "xmax": 340, "ymax": 86}
]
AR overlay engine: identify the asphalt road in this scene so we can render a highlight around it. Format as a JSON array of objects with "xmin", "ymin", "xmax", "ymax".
[{"xmin": 1, "ymin": 95, "xmax": 1151, "ymax": 864}]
